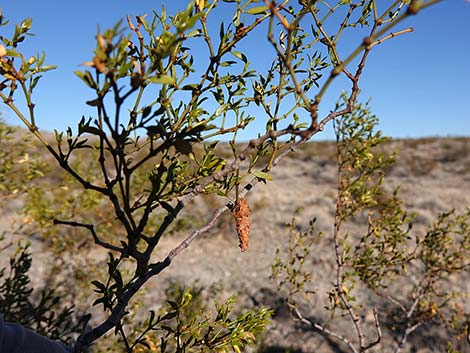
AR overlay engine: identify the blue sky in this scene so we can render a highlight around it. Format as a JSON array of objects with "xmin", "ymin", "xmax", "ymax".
[{"xmin": 0, "ymin": 0, "xmax": 469, "ymax": 140}]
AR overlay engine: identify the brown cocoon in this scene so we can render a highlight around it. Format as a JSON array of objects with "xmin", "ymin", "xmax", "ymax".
[{"xmin": 234, "ymin": 197, "xmax": 250, "ymax": 252}]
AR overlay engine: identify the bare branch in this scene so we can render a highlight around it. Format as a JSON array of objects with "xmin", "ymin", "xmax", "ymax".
[
  {"xmin": 362, "ymin": 308, "xmax": 382, "ymax": 351},
  {"xmin": 288, "ymin": 303, "xmax": 359, "ymax": 353},
  {"xmin": 394, "ymin": 321, "xmax": 423, "ymax": 353},
  {"xmin": 53, "ymin": 219, "xmax": 125, "ymax": 253},
  {"xmin": 367, "ymin": 27, "xmax": 414, "ymax": 49}
]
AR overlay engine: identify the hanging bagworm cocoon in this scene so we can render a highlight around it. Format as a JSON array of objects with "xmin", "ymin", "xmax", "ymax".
[{"xmin": 234, "ymin": 197, "xmax": 250, "ymax": 252}]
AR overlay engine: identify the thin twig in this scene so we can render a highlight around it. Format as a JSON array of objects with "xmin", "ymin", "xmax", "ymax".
[
  {"xmin": 265, "ymin": 0, "xmax": 290, "ymax": 30},
  {"xmin": 53, "ymin": 219, "xmax": 125, "ymax": 253},
  {"xmin": 367, "ymin": 27, "xmax": 414, "ymax": 49},
  {"xmin": 362, "ymin": 308, "xmax": 382, "ymax": 351},
  {"xmin": 288, "ymin": 303, "xmax": 359, "ymax": 353},
  {"xmin": 393, "ymin": 296, "xmax": 422, "ymax": 353},
  {"xmin": 394, "ymin": 321, "xmax": 423, "ymax": 353},
  {"xmin": 0, "ymin": 240, "xmax": 13, "ymax": 252},
  {"xmin": 166, "ymin": 199, "xmax": 236, "ymax": 262}
]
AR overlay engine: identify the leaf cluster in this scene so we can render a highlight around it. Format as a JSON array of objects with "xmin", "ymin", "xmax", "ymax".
[{"xmin": 127, "ymin": 283, "xmax": 272, "ymax": 353}]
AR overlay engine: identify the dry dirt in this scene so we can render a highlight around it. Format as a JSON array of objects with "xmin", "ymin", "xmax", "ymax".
[{"xmin": 1, "ymin": 137, "xmax": 469, "ymax": 353}]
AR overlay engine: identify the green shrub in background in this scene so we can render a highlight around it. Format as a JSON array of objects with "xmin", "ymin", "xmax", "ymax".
[{"xmin": 272, "ymin": 100, "xmax": 469, "ymax": 353}]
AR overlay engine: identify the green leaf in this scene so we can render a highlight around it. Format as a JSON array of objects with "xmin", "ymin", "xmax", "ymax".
[
  {"xmin": 214, "ymin": 103, "xmax": 230, "ymax": 117},
  {"xmin": 147, "ymin": 75, "xmax": 176, "ymax": 85},
  {"xmin": 245, "ymin": 6, "xmax": 269, "ymax": 15},
  {"xmin": 253, "ymin": 171, "xmax": 273, "ymax": 181},
  {"xmin": 161, "ymin": 338, "xmax": 167, "ymax": 353},
  {"xmin": 75, "ymin": 70, "xmax": 97, "ymax": 89},
  {"xmin": 220, "ymin": 60, "xmax": 237, "ymax": 67},
  {"xmin": 231, "ymin": 51, "xmax": 248, "ymax": 63},
  {"xmin": 117, "ymin": 61, "xmax": 133, "ymax": 77},
  {"xmin": 5, "ymin": 49, "xmax": 21, "ymax": 58},
  {"xmin": 37, "ymin": 65, "xmax": 57, "ymax": 73}
]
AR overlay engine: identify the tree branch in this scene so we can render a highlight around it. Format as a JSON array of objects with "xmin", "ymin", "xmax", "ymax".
[
  {"xmin": 53, "ymin": 219, "xmax": 125, "ymax": 253},
  {"xmin": 288, "ymin": 303, "xmax": 359, "ymax": 353}
]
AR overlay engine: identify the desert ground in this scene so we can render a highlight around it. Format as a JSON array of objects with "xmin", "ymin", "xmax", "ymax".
[{"xmin": 1, "ymin": 136, "xmax": 469, "ymax": 353}]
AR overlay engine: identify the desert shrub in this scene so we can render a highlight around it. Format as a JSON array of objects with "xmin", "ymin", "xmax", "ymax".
[
  {"xmin": 0, "ymin": 117, "xmax": 48, "ymax": 198},
  {"xmin": 1, "ymin": 1, "xmax": 462, "ymax": 352},
  {"xmin": 272, "ymin": 102, "xmax": 469, "ymax": 353}
]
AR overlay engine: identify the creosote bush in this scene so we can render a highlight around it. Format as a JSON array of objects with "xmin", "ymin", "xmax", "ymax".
[
  {"xmin": 1, "ymin": 1, "xmax": 465, "ymax": 353},
  {"xmin": 272, "ymin": 102, "xmax": 469, "ymax": 353}
]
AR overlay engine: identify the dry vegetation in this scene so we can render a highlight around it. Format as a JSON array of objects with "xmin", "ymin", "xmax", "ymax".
[{"xmin": 1, "ymin": 133, "xmax": 468, "ymax": 353}]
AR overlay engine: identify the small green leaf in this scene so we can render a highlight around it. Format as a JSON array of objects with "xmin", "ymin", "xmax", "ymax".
[
  {"xmin": 147, "ymin": 75, "xmax": 175, "ymax": 85},
  {"xmin": 5, "ymin": 49, "xmax": 21, "ymax": 58},
  {"xmin": 75, "ymin": 70, "xmax": 97, "ymax": 89},
  {"xmin": 245, "ymin": 6, "xmax": 269, "ymax": 15},
  {"xmin": 253, "ymin": 171, "xmax": 273, "ymax": 181},
  {"xmin": 220, "ymin": 60, "xmax": 237, "ymax": 67},
  {"xmin": 231, "ymin": 51, "xmax": 248, "ymax": 63},
  {"xmin": 37, "ymin": 64, "xmax": 57, "ymax": 73}
]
